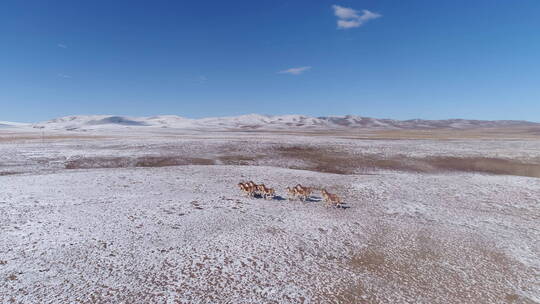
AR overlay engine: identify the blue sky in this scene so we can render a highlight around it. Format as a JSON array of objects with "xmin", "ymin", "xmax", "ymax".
[{"xmin": 1, "ymin": 0, "xmax": 539, "ymax": 122}]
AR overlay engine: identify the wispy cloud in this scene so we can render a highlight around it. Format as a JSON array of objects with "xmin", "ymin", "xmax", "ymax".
[
  {"xmin": 332, "ymin": 5, "xmax": 381, "ymax": 29},
  {"xmin": 57, "ymin": 73, "xmax": 71, "ymax": 78},
  {"xmin": 333, "ymin": 5, "xmax": 359, "ymax": 19},
  {"xmin": 57, "ymin": 43, "xmax": 67, "ymax": 48},
  {"xmin": 278, "ymin": 66, "xmax": 312, "ymax": 75},
  {"xmin": 198, "ymin": 75, "xmax": 207, "ymax": 84}
]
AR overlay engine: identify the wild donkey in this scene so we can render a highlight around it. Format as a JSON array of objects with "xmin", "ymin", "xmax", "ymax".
[{"xmin": 321, "ymin": 189, "xmax": 342, "ymax": 208}]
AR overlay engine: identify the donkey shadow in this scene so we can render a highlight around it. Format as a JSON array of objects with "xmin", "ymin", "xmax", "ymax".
[
  {"xmin": 251, "ymin": 194, "xmax": 350, "ymax": 209},
  {"xmin": 286, "ymin": 196, "xmax": 322, "ymax": 203},
  {"xmin": 306, "ymin": 196, "xmax": 323, "ymax": 203},
  {"xmin": 251, "ymin": 194, "xmax": 286, "ymax": 201},
  {"xmin": 309, "ymin": 196, "xmax": 351, "ymax": 209}
]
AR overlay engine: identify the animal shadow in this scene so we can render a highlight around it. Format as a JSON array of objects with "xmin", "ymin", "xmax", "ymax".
[
  {"xmin": 336, "ymin": 203, "xmax": 351, "ymax": 209},
  {"xmin": 305, "ymin": 196, "xmax": 323, "ymax": 203}
]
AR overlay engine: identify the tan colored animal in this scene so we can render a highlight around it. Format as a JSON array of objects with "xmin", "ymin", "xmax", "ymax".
[
  {"xmin": 286, "ymin": 187, "xmax": 298, "ymax": 200},
  {"xmin": 257, "ymin": 184, "xmax": 275, "ymax": 199},
  {"xmin": 294, "ymin": 184, "xmax": 312, "ymax": 201},
  {"xmin": 247, "ymin": 181, "xmax": 260, "ymax": 196},
  {"xmin": 253, "ymin": 185, "xmax": 261, "ymax": 196},
  {"xmin": 321, "ymin": 189, "xmax": 342, "ymax": 208},
  {"xmin": 238, "ymin": 182, "xmax": 250, "ymax": 196},
  {"xmin": 238, "ymin": 182, "xmax": 256, "ymax": 197}
]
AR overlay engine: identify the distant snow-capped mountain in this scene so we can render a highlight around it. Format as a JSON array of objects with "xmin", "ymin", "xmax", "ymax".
[
  {"xmin": 17, "ymin": 114, "xmax": 540, "ymax": 131},
  {"xmin": 0, "ymin": 121, "xmax": 30, "ymax": 128}
]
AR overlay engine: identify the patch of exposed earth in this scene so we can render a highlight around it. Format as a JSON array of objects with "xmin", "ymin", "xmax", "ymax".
[{"xmin": 2, "ymin": 131, "xmax": 540, "ymax": 178}]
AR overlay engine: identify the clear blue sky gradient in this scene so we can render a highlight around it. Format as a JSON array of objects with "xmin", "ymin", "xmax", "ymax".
[{"xmin": 1, "ymin": 0, "xmax": 539, "ymax": 122}]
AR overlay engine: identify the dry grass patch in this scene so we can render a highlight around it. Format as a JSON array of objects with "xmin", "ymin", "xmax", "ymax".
[
  {"xmin": 217, "ymin": 155, "xmax": 260, "ymax": 165},
  {"xmin": 240, "ymin": 127, "xmax": 540, "ymax": 140},
  {"xmin": 276, "ymin": 146, "xmax": 354, "ymax": 174},
  {"xmin": 65, "ymin": 156, "xmax": 215, "ymax": 169},
  {"xmin": 338, "ymin": 225, "xmax": 537, "ymax": 303},
  {"xmin": 65, "ymin": 157, "xmax": 132, "ymax": 169},
  {"xmin": 427, "ymin": 157, "xmax": 540, "ymax": 178},
  {"xmin": 0, "ymin": 133, "xmax": 107, "ymax": 143},
  {"xmin": 273, "ymin": 145, "xmax": 540, "ymax": 178},
  {"xmin": 61, "ymin": 144, "xmax": 540, "ymax": 178},
  {"xmin": 0, "ymin": 171, "xmax": 20, "ymax": 176},
  {"xmin": 135, "ymin": 156, "xmax": 214, "ymax": 167}
]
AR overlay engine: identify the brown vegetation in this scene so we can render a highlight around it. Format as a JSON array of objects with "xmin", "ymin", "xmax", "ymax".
[
  {"xmin": 337, "ymin": 225, "xmax": 537, "ymax": 303},
  {"xmin": 65, "ymin": 156, "xmax": 214, "ymax": 169},
  {"xmin": 274, "ymin": 145, "xmax": 540, "ymax": 178},
  {"xmin": 58, "ymin": 143, "xmax": 540, "ymax": 178},
  {"xmin": 0, "ymin": 132, "xmax": 106, "ymax": 143},
  {"xmin": 217, "ymin": 155, "xmax": 259, "ymax": 165},
  {"xmin": 277, "ymin": 146, "xmax": 354, "ymax": 174},
  {"xmin": 135, "ymin": 156, "xmax": 214, "ymax": 167},
  {"xmin": 0, "ymin": 171, "xmax": 19, "ymax": 176}
]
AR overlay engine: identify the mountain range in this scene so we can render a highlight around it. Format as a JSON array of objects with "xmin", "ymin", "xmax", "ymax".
[{"xmin": 1, "ymin": 114, "xmax": 538, "ymax": 131}]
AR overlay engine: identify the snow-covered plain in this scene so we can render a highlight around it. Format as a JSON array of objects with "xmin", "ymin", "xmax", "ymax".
[{"xmin": 1, "ymin": 127, "xmax": 539, "ymax": 303}]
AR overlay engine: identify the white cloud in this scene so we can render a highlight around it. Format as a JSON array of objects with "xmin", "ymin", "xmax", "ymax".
[
  {"xmin": 57, "ymin": 43, "xmax": 67, "ymax": 48},
  {"xmin": 57, "ymin": 73, "xmax": 71, "ymax": 78},
  {"xmin": 358, "ymin": 10, "xmax": 382, "ymax": 22},
  {"xmin": 198, "ymin": 75, "xmax": 207, "ymax": 84},
  {"xmin": 337, "ymin": 19, "xmax": 361, "ymax": 29},
  {"xmin": 333, "ymin": 5, "xmax": 359, "ymax": 19},
  {"xmin": 278, "ymin": 66, "xmax": 312, "ymax": 75},
  {"xmin": 332, "ymin": 5, "xmax": 381, "ymax": 29}
]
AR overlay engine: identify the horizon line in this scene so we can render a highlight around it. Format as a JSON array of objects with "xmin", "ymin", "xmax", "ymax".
[{"xmin": 4, "ymin": 113, "xmax": 540, "ymax": 124}]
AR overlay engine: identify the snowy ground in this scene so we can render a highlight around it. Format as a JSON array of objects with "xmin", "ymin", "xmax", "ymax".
[{"xmin": 1, "ymin": 129, "xmax": 539, "ymax": 303}]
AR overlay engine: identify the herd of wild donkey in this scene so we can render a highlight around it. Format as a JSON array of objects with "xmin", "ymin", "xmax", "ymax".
[{"xmin": 237, "ymin": 181, "xmax": 343, "ymax": 208}]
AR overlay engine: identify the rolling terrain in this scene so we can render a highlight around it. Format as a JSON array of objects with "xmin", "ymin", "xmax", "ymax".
[
  {"xmin": 5, "ymin": 114, "xmax": 538, "ymax": 132},
  {"xmin": 0, "ymin": 116, "xmax": 539, "ymax": 303}
]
